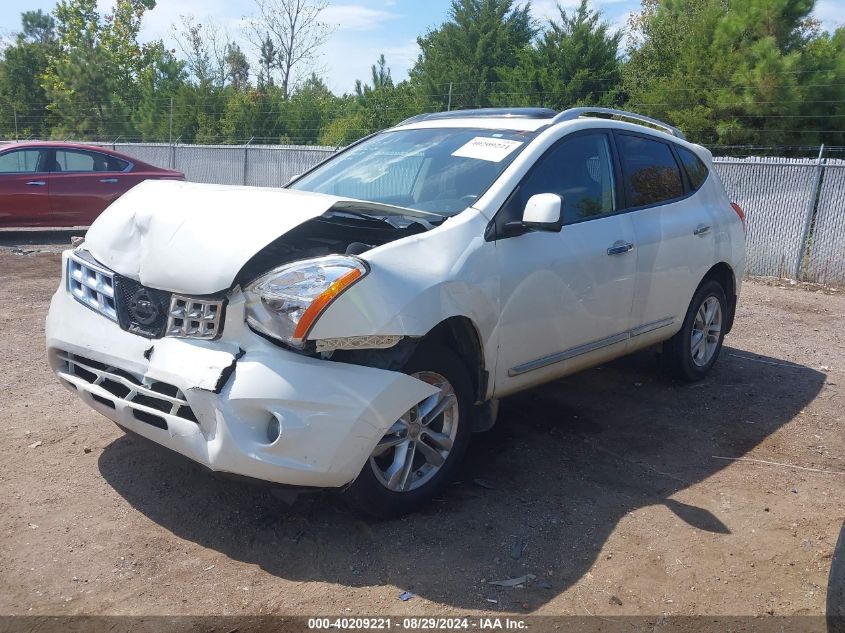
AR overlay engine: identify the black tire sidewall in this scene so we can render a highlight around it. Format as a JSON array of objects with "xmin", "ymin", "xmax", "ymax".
[
  {"xmin": 676, "ymin": 280, "xmax": 728, "ymax": 380},
  {"xmin": 343, "ymin": 344, "xmax": 473, "ymax": 519}
]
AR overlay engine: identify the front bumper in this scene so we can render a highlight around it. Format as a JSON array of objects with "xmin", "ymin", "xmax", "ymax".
[{"xmin": 46, "ymin": 253, "xmax": 437, "ymax": 488}]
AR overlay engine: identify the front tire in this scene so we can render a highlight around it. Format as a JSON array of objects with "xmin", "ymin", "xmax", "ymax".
[
  {"xmin": 662, "ymin": 280, "xmax": 728, "ymax": 381},
  {"xmin": 343, "ymin": 344, "xmax": 473, "ymax": 519}
]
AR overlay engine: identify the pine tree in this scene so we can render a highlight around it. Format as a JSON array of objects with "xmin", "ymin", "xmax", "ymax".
[
  {"xmin": 496, "ymin": 0, "xmax": 622, "ymax": 109},
  {"xmin": 409, "ymin": 0, "xmax": 535, "ymax": 109}
]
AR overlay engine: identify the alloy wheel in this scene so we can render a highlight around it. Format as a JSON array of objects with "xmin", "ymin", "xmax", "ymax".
[
  {"xmin": 690, "ymin": 296, "xmax": 722, "ymax": 367},
  {"xmin": 369, "ymin": 371, "xmax": 459, "ymax": 492}
]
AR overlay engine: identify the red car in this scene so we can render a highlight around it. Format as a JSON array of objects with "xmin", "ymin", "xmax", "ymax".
[{"xmin": 0, "ymin": 141, "xmax": 184, "ymax": 227}]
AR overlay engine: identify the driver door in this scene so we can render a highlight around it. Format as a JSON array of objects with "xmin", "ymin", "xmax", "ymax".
[
  {"xmin": 0, "ymin": 148, "xmax": 52, "ymax": 227},
  {"xmin": 493, "ymin": 131, "xmax": 638, "ymax": 395}
]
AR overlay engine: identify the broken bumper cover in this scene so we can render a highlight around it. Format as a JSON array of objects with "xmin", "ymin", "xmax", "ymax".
[{"xmin": 46, "ymin": 269, "xmax": 437, "ymax": 488}]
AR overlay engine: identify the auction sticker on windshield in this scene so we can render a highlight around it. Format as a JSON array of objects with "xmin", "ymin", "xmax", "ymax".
[{"xmin": 452, "ymin": 136, "xmax": 524, "ymax": 162}]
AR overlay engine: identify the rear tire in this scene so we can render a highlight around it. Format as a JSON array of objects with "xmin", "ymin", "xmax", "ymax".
[
  {"xmin": 662, "ymin": 280, "xmax": 727, "ymax": 382},
  {"xmin": 343, "ymin": 344, "xmax": 473, "ymax": 519}
]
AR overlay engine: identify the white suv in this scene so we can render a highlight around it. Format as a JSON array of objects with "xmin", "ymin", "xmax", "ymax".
[{"xmin": 46, "ymin": 107, "xmax": 746, "ymax": 517}]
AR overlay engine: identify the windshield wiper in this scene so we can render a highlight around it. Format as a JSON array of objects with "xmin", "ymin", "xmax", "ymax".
[{"xmin": 329, "ymin": 199, "xmax": 444, "ymax": 223}]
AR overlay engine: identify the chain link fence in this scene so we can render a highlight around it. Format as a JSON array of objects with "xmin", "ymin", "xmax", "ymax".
[
  {"xmin": 99, "ymin": 142, "xmax": 845, "ymax": 286},
  {"xmin": 806, "ymin": 161, "xmax": 845, "ymax": 285}
]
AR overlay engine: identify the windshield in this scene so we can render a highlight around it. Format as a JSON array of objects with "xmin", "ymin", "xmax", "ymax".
[{"xmin": 289, "ymin": 127, "xmax": 536, "ymax": 216}]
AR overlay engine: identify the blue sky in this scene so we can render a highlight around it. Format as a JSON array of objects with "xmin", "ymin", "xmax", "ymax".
[{"xmin": 1, "ymin": 0, "xmax": 843, "ymax": 94}]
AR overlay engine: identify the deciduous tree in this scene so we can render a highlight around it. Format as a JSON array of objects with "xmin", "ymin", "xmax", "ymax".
[{"xmin": 245, "ymin": 0, "xmax": 333, "ymax": 100}]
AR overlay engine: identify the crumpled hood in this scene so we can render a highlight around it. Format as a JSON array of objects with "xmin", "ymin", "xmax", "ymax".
[{"xmin": 84, "ymin": 180, "xmax": 343, "ymax": 295}]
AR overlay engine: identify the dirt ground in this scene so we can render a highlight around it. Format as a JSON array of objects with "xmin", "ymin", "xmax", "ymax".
[{"xmin": 0, "ymin": 234, "xmax": 843, "ymax": 619}]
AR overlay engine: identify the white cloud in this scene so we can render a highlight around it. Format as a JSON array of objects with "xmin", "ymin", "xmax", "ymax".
[
  {"xmin": 321, "ymin": 35, "xmax": 413, "ymax": 93},
  {"xmin": 321, "ymin": 4, "xmax": 399, "ymax": 31},
  {"xmin": 383, "ymin": 39, "xmax": 421, "ymax": 68},
  {"xmin": 96, "ymin": 0, "xmax": 242, "ymax": 43},
  {"xmin": 530, "ymin": 0, "xmax": 634, "ymax": 24},
  {"xmin": 530, "ymin": 0, "xmax": 568, "ymax": 22},
  {"xmin": 813, "ymin": 0, "xmax": 844, "ymax": 31}
]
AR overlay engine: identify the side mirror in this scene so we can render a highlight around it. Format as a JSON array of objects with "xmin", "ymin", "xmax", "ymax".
[{"xmin": 522, "ymin": 193, "xmax": 562, "ymax": 231}]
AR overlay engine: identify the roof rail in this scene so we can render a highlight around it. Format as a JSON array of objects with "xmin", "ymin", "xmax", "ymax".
[
  {"xmin": 397, "ymin": 107, "xmax": 558, "ymax": 127},
  {"xmin": 553, "ymin": 107, "xmax": 685, "ymax": 140}
]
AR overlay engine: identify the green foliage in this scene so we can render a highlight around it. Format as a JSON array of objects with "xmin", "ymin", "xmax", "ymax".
[
  {"xmin": 21, "ymin": 10, "xmax": 57, "ymax": 45},
  {"xmin": 285, "ymin": 74, "xmax": 335, "ymax": 144},
  {"xmin": 225, "ymin": 43, "xmax": 250, "ymax": 91},
  {"xmin": 0, "ymin": 0, "xmax": 843, "ymax": 146},
  {"xmin": 132, "ymin": 45, "xmax": 186, "ymax": 141},
  {"xmin": 623, "ymin": 0, "xmax": 845, "ymax": 145},
  {"xmin": 410, "ymin": 0, "xmax": 535, "ymax": 109},
  {"xmin": 494, "ymin": 0, "xmax": 623, "ymax": 108},
  {"xmin": 0, "ymin": 11, "xmax": 58, "ymax": 138},
  {"xmin": 43, "ymin": 0, "xmax": 158, "ymax": 138}
]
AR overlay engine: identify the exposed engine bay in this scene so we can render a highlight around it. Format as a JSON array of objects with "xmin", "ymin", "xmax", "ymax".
[{"xmin": 235, "ymin": 210, "xmax": 435, "ymax": 287}]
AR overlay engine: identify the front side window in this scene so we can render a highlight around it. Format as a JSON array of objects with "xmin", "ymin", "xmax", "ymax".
[
  {"xmin": 510, "ymin": 133, "xmax": 616, "ymax": 225},
  {"xmin": 0, "ymin": 149, "xmax": 45, "ymax": 173},
  {"xmin": 289, "ymin": 128, "xmax": 536, "ymax": 216},
  {"xmin": 55, "ymin": 150, "xmax": 128, "ymax": 173},
  {"xmin": 617, "ymin": 134, "xmax": 684, "ymax": 207}
]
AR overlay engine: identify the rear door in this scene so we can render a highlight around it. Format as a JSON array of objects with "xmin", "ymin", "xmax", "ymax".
[
  {"xmin": 49, "ymin": 149, "xmax": 134, "ymax": 225},
  {"xmin": 615, "ymin": 132, "xmax": 717, "ymax": 339},
  {"xmin": 494, "ymin": 131, "xmax": 638, "ymax": 395},
  {"xmin": 0, "ymin": 148, "xmax": 52, "ymax": 227}
]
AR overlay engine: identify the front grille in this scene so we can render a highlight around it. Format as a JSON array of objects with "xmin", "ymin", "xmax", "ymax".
[
  {"xmin": 114, "ymin": 276, "xmax": 172, "ymax": 338},
  {"xmin": 67, "ymin": 251, "xmax": 224, "ymax": 340},
  {"xmin": 57, "ymin": 351, "xmax": 199, "ymax": 426},
  {"xmin": 67, "ymin": 252, "xmax": 117, "ymax": 322},
  {"xmin": 166, "ymin": 296, "xmax": 224, "ymax": 339}
]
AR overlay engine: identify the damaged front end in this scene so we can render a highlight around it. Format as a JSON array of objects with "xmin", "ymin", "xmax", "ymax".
[
  {"xmin": 45, "ymin": 182, "xmax": 443, "ymax": 487},
  {"xmin": 47, "ymin": 275, "xmax": 438, "ymax": 487},
  {"xmin": 238, "ymin": 212, "xmax": 426, "ymax": 355}
]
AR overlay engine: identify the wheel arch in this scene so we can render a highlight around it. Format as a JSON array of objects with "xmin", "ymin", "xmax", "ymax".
[
  {"xmin": 417, "ymin": 316, "xmax": 488, "ymax": 406},
  {"xmin": 700, "ymin": 262, "xmax": 737, "ymax": 333}
]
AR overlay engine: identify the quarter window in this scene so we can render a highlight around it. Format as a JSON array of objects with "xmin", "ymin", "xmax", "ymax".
[
  {"xmin": 0, "ymin": 149, "xmax": 45, "ymax": 173},
  {"xmin": 617, "ymin": 134, "xmax": 684, "ymax": 207},
  {"xmin": 676, "ymin": 146, "xmax": 709, "ymax": 190},
  {"xmin": 513, "ymin": 133, "xmax": 616, "ymax": 225},
  {"xmin": 55, "ymin": 150, "xmax": 129, "ymax": 173}
]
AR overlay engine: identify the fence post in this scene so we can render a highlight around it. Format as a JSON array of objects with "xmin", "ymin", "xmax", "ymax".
[
  {"xmin": 13, "ymin": 108, "xmax": 18, "ymax": 141},
  {"xmin": 794, "ymin": 144, "xmax": 825, "ymax": 280},
  {"xmin": 171, "ymin": 136, "xmax": 181, "ymax": 172},
  {"xmin": 243, "ymin": 137, "xmax": 254, "ymax": 186}
]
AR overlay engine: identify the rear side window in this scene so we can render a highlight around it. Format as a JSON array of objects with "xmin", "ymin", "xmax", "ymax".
[
  {"xmin": 55, "ymin": 150, "xmax": 129, "ymax": 173},
  {"xmin": 0, "ymin": 149, "xmax": 45, "ymax": 173},
  {"xmin": 676, "ymin": 146, "xmax": 709, "ymax": 190},
  {"xmin": 617, "ymin": 134, "xmax": 684, "ymax": 207},
  {"xmin": 512, "ymin": 133, "xmax": 616, "ymax": 225}
]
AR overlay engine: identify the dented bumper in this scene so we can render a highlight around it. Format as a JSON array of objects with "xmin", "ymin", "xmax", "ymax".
[{"xmin": 46, "ymin": 256, "xmax": 437, "ymax": 488}]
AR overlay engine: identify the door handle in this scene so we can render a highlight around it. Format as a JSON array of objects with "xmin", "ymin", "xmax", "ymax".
[
  {"xmin": 99, "ymin": 178, "xmax": 119, "ymax": 184},
  {"xmin": 607, "ymin": 240, "xmax": 634, "ymax": 256},
  {"xmin": 26, "ymin": 180, "xmax": 46, "ymax": 186},
  {"xmin": 694, "ymin": 224, "xmax": 711, "ymax": 236}
]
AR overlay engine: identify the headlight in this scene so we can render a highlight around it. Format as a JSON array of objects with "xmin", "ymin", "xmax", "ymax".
[{"xmin": 244, "ymin": 255, "xmax": 368, "ymax": 348}]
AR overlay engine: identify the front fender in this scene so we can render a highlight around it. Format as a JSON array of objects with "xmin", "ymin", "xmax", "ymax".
[{"xmin": 308, "ymin": 208, "xmax": 498, "ymax": 346}]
